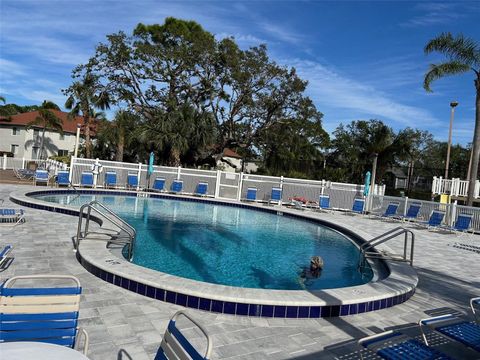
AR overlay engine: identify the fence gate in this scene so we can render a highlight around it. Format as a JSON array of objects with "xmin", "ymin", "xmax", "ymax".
[{"xmin": 217, "ymin": 171, "xmax": 241, "ymax": 200}]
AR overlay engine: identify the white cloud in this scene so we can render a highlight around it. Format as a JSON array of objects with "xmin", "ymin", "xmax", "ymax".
[{"xmin": 288, "ymin": 59, "xmax": 439, "ymax": 127}]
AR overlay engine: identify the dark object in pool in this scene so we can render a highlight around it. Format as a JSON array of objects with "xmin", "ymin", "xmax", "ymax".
[{"xmin": 310, "ymin": 256, "xmax": 324, "ymax": 271}]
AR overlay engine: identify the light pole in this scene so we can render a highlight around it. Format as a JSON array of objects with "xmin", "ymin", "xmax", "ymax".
[{"xmin": 445, "ymin": 101, "xmax": 458, "ymax": 179}]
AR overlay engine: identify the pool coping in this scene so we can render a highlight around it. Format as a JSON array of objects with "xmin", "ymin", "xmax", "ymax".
[{"xmin": 11, "ymin": 188, "xmax": 418, "ymax": 318}]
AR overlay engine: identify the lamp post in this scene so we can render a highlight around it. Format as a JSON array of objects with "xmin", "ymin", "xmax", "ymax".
[{"xmin": 445, "ymin": 101, "xmax": 458, "ymax": 179}]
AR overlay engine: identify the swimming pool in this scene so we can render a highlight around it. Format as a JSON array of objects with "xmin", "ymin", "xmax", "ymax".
[{"xmin": 33, "ymin": 193, "xmax": 373, "ymax": 290}]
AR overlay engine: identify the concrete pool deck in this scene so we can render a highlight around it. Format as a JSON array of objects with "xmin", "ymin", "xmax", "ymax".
[{"xmin": 1, "ymin": 184, "xmax": 479, "ymax": 359}]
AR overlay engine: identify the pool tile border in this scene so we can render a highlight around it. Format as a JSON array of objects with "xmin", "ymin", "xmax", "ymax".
[
  {"xmin": 11, "ymin": 188, "xmax": 418, "ymax": 318},
  {"xmin": 77, "ymin": 253, "xmax": 415, "ymax": 318}
]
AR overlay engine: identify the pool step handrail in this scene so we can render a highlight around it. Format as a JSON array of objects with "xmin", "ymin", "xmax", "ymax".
[
  {"xmin": 359, "ymin": 227, "xmax": 415, "ymax": 266},
  {"xmin": 76, "ymin": 200, "xmax": 136, "ymax": 261},
  {"xmin": 66, "ymin": 181, "xmax": 82, "ymax": 205}
]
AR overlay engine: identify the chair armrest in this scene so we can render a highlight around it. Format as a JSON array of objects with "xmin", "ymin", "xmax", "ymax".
[
  {"xmin": 419, "ymin": 314, "xmax": 459, "ymax": 345},
  {"xmin": 75, "ymin": 327, "xmax": 89, "ymax": 355},
  {"xmin": 471, "ymin": 297, "xmax": 480, "ymax": 322}
]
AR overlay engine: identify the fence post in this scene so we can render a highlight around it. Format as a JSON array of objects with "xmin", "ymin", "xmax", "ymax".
[
  {"xmin": 137, "ymin": 162, "xmax": 142, "ymax": 191},
  {"xmin": 69, "ymin": 156, "xmax": 75, "ymax": 182},
  {"xmin": 214, "ymin": 170, "xmax": 221, "ymax": 199},
  {"xmin": 404, "ymin": 196, "xmax": 408, "ymax": 217},
  {"xmin": 177, "ymin": 166, "xmax": 181, "ymax": 180},
  {"xmin": 475, "ymin": 180, "xmax": 480, "ymax": 199},
  {"xmin": 237, "ymin": 172, "xmax": 244, "ymax": 201},
  {"xmin": 450, "ymin": 200, "xmax": 457, "ymax": 227},
  {"xmin": 432, "ymin": 176, "xmax": 437, "ymax": 195},
  {"xmin": 2, "ymin": 154, "xmax": 6, "ymax": 170}
]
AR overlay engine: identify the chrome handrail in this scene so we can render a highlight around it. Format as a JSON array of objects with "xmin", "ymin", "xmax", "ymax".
[
  {"xmin": 76, "ymin": 200, "xmax": 136, "ymax": 260},
  {"xmin": 359, "ymin": 227, "xmax": 415, "ymax": 266}
]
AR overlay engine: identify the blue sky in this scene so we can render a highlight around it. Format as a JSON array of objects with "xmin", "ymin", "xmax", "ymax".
[{"xmin": 1, "ymin": 1, "xmax": 479, "ymax": 145}]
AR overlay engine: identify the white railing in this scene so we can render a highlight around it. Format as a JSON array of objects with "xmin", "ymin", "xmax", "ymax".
[
  {"xmin": 68, "ymin": 157, "xmax": 385, "ymax": 209},
  {"xmin": 432, "ymin": 176, "xmax": 480, "ymax": 199},
  {"xmin": 370, "ymin": 194, "xmax": 480, "ymax": 232},
  {"xmin": 0, "ymin": 155, "xmax": 68, "ymax": 173}
]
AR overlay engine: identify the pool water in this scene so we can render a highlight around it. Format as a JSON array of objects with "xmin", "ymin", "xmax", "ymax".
[{"xmin": 34, "ymin": 194, "xmax": 373, "ymax": 290}]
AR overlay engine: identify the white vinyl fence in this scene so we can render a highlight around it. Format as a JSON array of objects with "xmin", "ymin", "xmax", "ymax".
[
  {"xmin": 370, "ymin": 194, "xmax": 480, "ymax": 232},
  {"xmin": 432, "ymin": 176, "xmax": 480, "ymax": 199},
  {"xmin": 69, "ymin": 157, "xmax": 385, "ymax": 210},
  {"xmin": 1, "ymin": 155, "xmax": 68, "ymax": 173}
]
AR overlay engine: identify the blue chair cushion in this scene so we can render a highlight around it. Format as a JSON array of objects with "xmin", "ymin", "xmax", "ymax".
[{"xmin": 437, "ymin": 321, "xmax": 480, "ymax": 352}]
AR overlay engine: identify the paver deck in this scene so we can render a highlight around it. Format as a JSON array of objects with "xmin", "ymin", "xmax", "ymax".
[{"xmin": 1, "ymin": 184, "xmax": 479, "ymax": 359}]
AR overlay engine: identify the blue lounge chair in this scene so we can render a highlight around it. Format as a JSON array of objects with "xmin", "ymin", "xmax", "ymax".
[
  {"xmin": 443, "ymin": 213, "xmax": 473, "ymax": 235},
  {"xmin": 81, "ymin": 171, "xmax": 94, "ymax": 187},
  {"xmin": 0, "ymin": 209, "xmax": 25, "ymax": 226},
  {"xmin": 359, "ymin": 330, "xmax": 453, "ymax": 360},
  {"xmin": 318, "ymin": 194, "xmax": 332, "ymax": 212},
  {"xmin": 33, "ymin": 169, "xmax": 49, "ymax": 186},
  {"xmin": 104, "ymin": 171, "xmax": 117, "ymax": 189},
  {"xmin": 0, "ymin": 245, "xmax": 13, "ymax": 267},
  {"xmin": 171, "ymin": 179, "xmax": 183, "ymax": 193},
  {"xmin": 399, "ymin": 202, "xmax": 422, "ymax": 222},
  {"xmin": 347, "ymin": 198, "xmax": 365, "ymax": 215},
  {"xmin": 420, "ymin": 298, "xmax": 480, "ymax": 352},
  {"xmin": 153, "ymin": 177, "xmax": 166, "ymax": 192},
  {"xmin": 270, "ymin": 187, "xmax": 282, "ymax": 205},
  {"xmin": 56, "ymin": 170, "xmax": 70, "ymax": 187},
  {"xmin": 246, "ymin": 187, "xmax": 257, "ymax": 201},
  {"xmin": 127, "ymin": 173, "xmax": 138, "ymax": 189},
  {"xmin": 155, "ymin": 310, "xmax": 212, "ymax": 360},
  {"xmin": 416, "ymin": 210, "xmax": 445, "ymax": 229},
  {"xmin": 196, "ymin": 182, "xmax": 208, "ymax": 196},
  {"xmin": 0, "ymin": 275, "xmax": 89, "ymax": 354},
  {"xmin": 372, "ymin": 201, "xmax": 400, "ymax": 219}
]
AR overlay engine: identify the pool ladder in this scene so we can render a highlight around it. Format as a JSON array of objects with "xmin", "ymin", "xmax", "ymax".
[
  {"xmin": 358, "ymin": 227, "xmax": 415, "ymax": 269},
  {"xmin": 75, "ymin": 200, "xmax": 136, "ymax": 261}
]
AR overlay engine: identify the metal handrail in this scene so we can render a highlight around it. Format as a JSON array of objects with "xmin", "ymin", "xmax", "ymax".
[
  {"xmin": 76, "ymin": 200, "xmax": 136, "ymax": 260},
  {"xmin": 66, "ymin": 181, "xmax": 82, "ymax": 205},
  {"xmin": 359, "ymin": 226, "xmax": 415, "ymax": 266}
]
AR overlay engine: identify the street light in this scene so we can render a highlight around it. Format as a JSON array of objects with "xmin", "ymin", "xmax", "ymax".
[{"xmin": 445, "ymin": 101, "xmax": 458, "ymax": 179}]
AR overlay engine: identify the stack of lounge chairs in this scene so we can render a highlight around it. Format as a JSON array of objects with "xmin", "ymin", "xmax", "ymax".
[{"xmin": 358, "ymin": 297, "xmax": 480, "ymax": 359}]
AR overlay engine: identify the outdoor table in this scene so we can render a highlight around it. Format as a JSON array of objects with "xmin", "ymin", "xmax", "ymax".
[{"xmin": 0, "ymin": 342, "xmax": 90, "ymax": 360}]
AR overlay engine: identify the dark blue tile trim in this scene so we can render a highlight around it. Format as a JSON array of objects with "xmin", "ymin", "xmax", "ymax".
[{"xmin": 17, "ymin": 189, "xmax": 416, "ymax": 318}]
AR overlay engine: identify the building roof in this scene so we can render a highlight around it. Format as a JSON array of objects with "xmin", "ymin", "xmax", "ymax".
[
  {"xmin": 223, "ymin": 148, "xmax": 242, "ymax": 159},
  {"xmin": 0, "ymin": 110, "xmax": 90, "ymax": 135}
]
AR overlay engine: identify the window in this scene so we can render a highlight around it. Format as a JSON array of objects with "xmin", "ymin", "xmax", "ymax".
[
  {"xmin": 12, "ymin": 127, "xmax": 19, "ymax": 135},
  {"xmin": 32, "ymin": 147, "xmax": 39, "ymax": 159},
  {"xmin": 59, "ymin": 133, "xmax": 65, "ymax": 140},
  {"xmin": 11, "ymin": 144, "xmax": 19, "ymax": 154},
  {"xmin": 58, "ymin": 150, "xmax": 69, "ymax": 156}
]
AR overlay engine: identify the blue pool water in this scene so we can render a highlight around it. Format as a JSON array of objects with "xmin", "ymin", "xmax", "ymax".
[{"xmin": 33, "ymin": 194, "xmax": 373, "ymax": 290}]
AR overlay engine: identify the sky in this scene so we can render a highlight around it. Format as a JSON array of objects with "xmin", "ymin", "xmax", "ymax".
[{"xmin": 1, "ymin": 0, "xmax": 479, "ymax": 145}]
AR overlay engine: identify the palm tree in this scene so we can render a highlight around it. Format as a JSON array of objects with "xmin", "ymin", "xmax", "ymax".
[
  {"xmin": 64, "ymin": 73, "xmax": 110, "ymax": 158},
  {"xmin": 424, "ymin": 32, "xmax": 480, "ymax": 205},
  {"xmin": 26, "ymin": 101, "xmax": 63, "ymax": 160},
  {"xmin": 0, "ymin": 95, "xmax": 5, "ymax": 104}
]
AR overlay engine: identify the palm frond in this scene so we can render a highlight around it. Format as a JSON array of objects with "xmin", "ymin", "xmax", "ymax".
[
  {"xmin": 423, "ymin": 61, "xmax": 470, "ymax": 92},
  {"xmin": 425, "ymin": 32, "xmax": 479, "ymax": 66}
]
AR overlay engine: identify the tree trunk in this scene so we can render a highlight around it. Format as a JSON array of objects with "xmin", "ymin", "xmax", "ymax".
[
  {"xmin": 466, "ymin": 76, "xmax": 480, "ymax": 206},
  {"xmin": 39, "ymin": 127, "xmax": 46, "ymax": 160},
  {"xmin": 116, "ymin": 128, "xmax": 125, "ymax": 162},
  {"xmin": 169, "ymin": 148, "xmax": 181, "ymax": 167},
  {"xmin": 83, "ymin": 105, "xmax": 91, "ymax": 158}
]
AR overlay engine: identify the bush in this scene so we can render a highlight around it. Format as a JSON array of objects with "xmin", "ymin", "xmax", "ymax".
[{"xmin": 49, "ymin": 155, "xmax": 71, "ymax": 164}]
